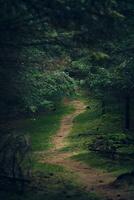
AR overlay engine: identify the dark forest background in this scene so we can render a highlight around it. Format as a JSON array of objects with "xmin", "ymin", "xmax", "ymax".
[{"xmin": 0, "ymin": 0, "xmax": 133, "ymax": 122}]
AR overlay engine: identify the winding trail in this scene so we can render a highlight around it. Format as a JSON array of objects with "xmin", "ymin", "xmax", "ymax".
[{"xmin": 40, "ymin": 100, "xmax": 132, "ymax": 200}]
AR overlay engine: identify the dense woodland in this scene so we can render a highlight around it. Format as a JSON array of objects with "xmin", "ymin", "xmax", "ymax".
[
  {"xmin": 0, "ymin": 0, "xmax": 134, "ymax": 121},
  {"xmin": 0, "ymin": 0, "xmax": 134, "ymax": 200}
]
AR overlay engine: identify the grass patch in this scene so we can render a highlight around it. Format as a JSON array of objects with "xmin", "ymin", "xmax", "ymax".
[
  {"xmin": 72, "ymin": 152, "xmax": 134, "ymax": 175},
  {"xmin": 32, "ymin": 162, "xmax": 65, "ymax": 174}
]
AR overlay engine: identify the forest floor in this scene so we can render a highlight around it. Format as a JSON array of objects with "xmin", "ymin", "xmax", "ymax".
[
  {"xmin": 39, "ymin": 99, "xmax": 133, "ymax": 200},
  {"xmin": 1, "ymin": 96, "xmax": 134, "ymax": 200}
]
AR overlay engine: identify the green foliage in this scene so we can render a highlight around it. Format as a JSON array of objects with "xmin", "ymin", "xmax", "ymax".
[
  {"xmin": 109, "ymin": 10, "xmax": 125, "ymax": 19},
  {"xmin": 1, "ymin": 0, "xmax": 133, "ymax": 118},
  {"xmin": 2, "ymin": 69, "xmax": 76, "ymax": 115},
  {"xmin": 91, "ymin": 52, "xmax": 110, "ymax": 62},
  {"xmin": 113, "ymin": 59, "xmax": 134, "ymax": 92},
  {"xmin": 66, "ymin": 57, "xmax": 91, "ymax": 80},
  {"xmin": 87, "ymin": 67, "xmax": 113, "ymax": 96}
]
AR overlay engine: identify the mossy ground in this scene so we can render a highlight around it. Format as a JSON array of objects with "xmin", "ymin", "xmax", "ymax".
[
  {"xmin": 65, "ymin": 95, "xmax": 134, "ymax": 176},
  {"xmin": 1, "ymin": 93, "xmax": 134, "ymax": 200},
  {"xmin": 0, "ymin": 161, "xmax": 99, "ymax": 200}
]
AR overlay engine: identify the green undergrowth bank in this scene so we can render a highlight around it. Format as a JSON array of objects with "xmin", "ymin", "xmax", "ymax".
[{"xmin": 66, "ymin": 96, "xmax": 134, "ymax": 175}]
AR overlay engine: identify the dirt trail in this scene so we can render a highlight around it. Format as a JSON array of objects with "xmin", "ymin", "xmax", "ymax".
[
  {"xmin": 52, "ymin": 100, "xmax": 86, "ymax": 150},
  {"xmin": 40, "ymin": 100, "xmax": 132, "ymax": 200}
]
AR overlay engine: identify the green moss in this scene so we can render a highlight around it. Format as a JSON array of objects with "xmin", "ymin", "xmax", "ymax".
[
  {"xmin": 72, "ymin": 152, "xmax": 134, "ymax": 175},
  {"xmin": 32, "ymin": 162, "xmax": 65, "ymax": 174}
]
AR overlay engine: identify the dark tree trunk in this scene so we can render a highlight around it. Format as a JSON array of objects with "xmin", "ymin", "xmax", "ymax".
[
  {"xmin": 102, "ymin": 99, "xmax": 106, "ymax": 115},
  {"xmin": 125, "ymin": 94, "xmax": 130, "ymax": 130}
]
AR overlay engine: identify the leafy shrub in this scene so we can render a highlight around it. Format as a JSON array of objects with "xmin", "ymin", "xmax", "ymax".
[
  {"xmin": 89, "ymin": 133, "xmax": 127, "ymax": 159},
  {"xmin": 14, "ymin": 70, "xmax": 76, "ymax": 114},
  {"xmin": 66, "ymin": 58, "xmax": 91, "ymax": 80}
]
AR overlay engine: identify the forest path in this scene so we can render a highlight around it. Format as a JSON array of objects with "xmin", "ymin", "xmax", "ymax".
[{"xmin": 40, "ymin": 100, "xmax": 130, "ymax": 200}]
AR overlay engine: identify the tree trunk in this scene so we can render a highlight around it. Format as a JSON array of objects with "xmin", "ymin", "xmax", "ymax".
[
  {"xmin": 125, "ymin": 94, "xmax": 130, "ymax": 130},
  {"xmin": 102, "ymin": 99, "xmax": 106, "ymax": 115}
]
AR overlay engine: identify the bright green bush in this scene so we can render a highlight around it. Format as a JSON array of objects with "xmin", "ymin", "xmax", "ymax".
[{"xmin": 16, "ymin": 70, "xmax": 76, "ymax": 113}]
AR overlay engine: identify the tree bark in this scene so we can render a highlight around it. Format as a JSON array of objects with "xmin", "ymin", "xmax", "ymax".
[{"xmin": 125, "ymin": 94, "xmax": 130, "ymax": 130}]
